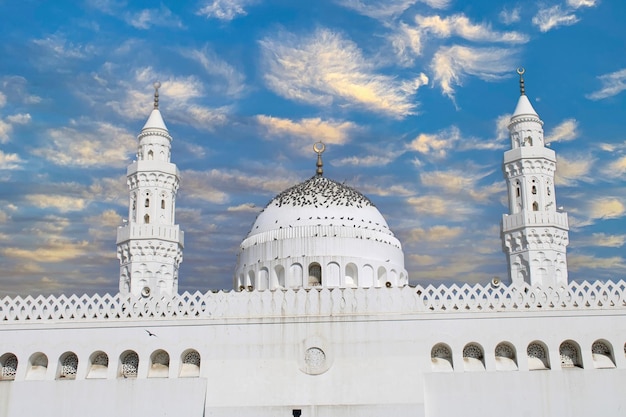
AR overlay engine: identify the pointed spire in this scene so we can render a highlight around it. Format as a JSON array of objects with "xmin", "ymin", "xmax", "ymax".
[
  {"xmin": 153, "ymin": 81, "xmax": 161, "ymax": 109},
  {"xmin": 313, "ymin": 142, "xmax": 325, "ymax": 177},
  {"xmin": 512, "ymin": 68, "xmax": 538, "ymax": 117},
  {"xmin": 517, "ymin": 67, "xmax": 525, "ymax": 96}
]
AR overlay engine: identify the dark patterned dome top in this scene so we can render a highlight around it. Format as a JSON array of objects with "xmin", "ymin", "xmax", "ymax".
[
  {"xmin": 246, "ymin": 175, "xmax": 392, "ymax": 238},
  {"xmin": 270, "ymin": 176, "xmax": 373, "ymax": 209}
]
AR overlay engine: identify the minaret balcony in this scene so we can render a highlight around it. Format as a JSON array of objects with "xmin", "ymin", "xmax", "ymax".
[
  {"xmin": 127, "ymin": 160, "xmax": 179, "ymax": 176},
  {"xmin": 116, "ymin": 223, "xmax": 184, "ymax": 246},
  {"xmin": 502, "ymin": 210, "xmax": 568, "ymax": 231}
]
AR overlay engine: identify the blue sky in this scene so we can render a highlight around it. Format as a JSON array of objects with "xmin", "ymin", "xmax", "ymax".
[{"xmin": 1, "ymin": 0, "xmax": 625, "ymax": 295}]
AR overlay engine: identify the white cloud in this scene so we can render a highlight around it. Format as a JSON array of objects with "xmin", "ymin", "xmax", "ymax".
[
  {"xmin": 567, "ymin": 0, "xmax": 598, "ymax": 8},
  {"xmin": 182, "ymin": 46, "xmax": 246, "ymax": 97},
  {"xmin": 334, "ymin": 154, "xmax": 398, "ymax": 167},
  {"xmin": 0, "ymin": 150, "xmax": 24, "ymax": 170},
  {"xmin": 588, "ymin": 233, "xmax": 626, "ymax": 248},
  {"xmin": 227, "ymin": 203, "xmax": 259, "ymax": 212},
  {"xmin": 106, "ymin": 67, "xmax": 230, "ymax": 129},
  {"xmin": 124, "ymin": 6, "xmax": 184, "ymax": 29},
  {"xmin": 604, "ymin": 155, "xmax": 626, "ymax": 178},
  {"xmin": 388, "ymin": 23, "xmax": 425, "ymax": 65},
  {"xmin": 430, "ymin": 45, "xmax": 517, "ymax": 100},
  {"xmin": 420, "ymin": 169, "xmax": 504, "ymax": 202},
  {"xmin": 6, "ymin": 114, "xmax": 31, "ymax": 124},
  {"xmin": 499, "ymin": 7, "xmax": 521, "ymax": 24},
  {"xmin": 407, "ymin": 195, "xmax": 476, "ymax": 219},
  {"xmin": 260, "ymin": 28, "xmax": 429, "ymax": 118},
  {"xmin": 568, "ymin": 254, "xmax": 626, "ymax": 272},
  {"xmin": 545, "ymin": 118, "xmax": 578, "ymax": 143},
  {"xmin": 589, "ymin": 197, "xmax": 626, "ymax": 220},
  {"xmin": 32, "ymin": 35, "xmax": 94, "ymax": 60},
  {"xmin": 3, "ymin": 239, "xmax": 89, "ymax": 262},
  {"xmin": 0, "ymin": 92, "xmax": 5, "ymax": 108},
  {"xmin": 337, "ymin": 0, "xmax": 450, "ymax": 21},
  {"xmin": 406, "ymin": 225, "xmax": 463, "ymax": 243},
  {"xmin": 407, "ymin": 126, "xmax": 460, "ymax": 158},
  {"xmin": 586, "ymin": 68, "xmax": 626, "ymax": 100},
  {"xmin": 532, "ymin": 5, "xmax": 578, "ymax": 32},
  {"xmin": 415, "ymin": 14, "xmax": 528, "ymax": 43},
  {"xmin": 197, "ymin": 0, "xmax": 256, "ymax": 21},
  {"xmin": 555, "ymin": 154, "xmax": 593, "ymax": 186},
  {"xmin": 34, "ymin": 120, "xmax": 135, "ymax": 168},
  {"xmin": 25, "ymin": 194, "xmax": 88, "ymax": 212},
  {"xmin": 0, "ymin": 113, "xmax": 31, "ymax": 143},
  {"xmin": 256, "ymin": 115, "xmax": 356, "ymax": 152}
]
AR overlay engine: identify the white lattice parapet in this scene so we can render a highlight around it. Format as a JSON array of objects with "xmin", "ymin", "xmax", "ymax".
[{"xmin": 1, "ymin": 280, "xmax": 625, "ymax": 322}]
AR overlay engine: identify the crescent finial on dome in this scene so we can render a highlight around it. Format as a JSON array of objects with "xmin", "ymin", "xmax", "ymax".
[
  {"xmin": 517, "ymin": 68, "xmax": 525, "ymax": 96},
  {"xmin": 153, "ymin": 81, "xmax": 161, "ymax": 109},
  {"xmin": 313, "ymin": 142, "xmax": 325, "ymax": 177}
]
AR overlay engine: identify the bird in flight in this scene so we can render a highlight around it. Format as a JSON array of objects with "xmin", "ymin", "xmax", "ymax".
[{"xmin": 145, "ymin": 329, "xmax": 157, "ymax": 337}]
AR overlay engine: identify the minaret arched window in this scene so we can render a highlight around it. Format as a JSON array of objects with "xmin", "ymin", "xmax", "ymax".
[
  {"xmin": 161, "ymin": 199, "xmax": 165, "ymax": 209},
  {"xmin": 532, "ymin": 202, "xmax": 539, "ymax": 211},
  {"xmin": 148, "ymin": 150, "xmax": 154, "ymax": 160},
  {"xmin": 144, "ymin": 214, "xmax": 150, "ymax": 224},
  {"xmin": 145, "ymin": 198, "xmax": 150, "ymax": 208},
  {"xmin": 308, "ymin": 263, "xmax": 322, "ymax": 286}
]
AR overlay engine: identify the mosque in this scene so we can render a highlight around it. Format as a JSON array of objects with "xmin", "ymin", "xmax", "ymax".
[{"xmin": 1, "ymin": 71, "xmax": 625, "ymax": 417}]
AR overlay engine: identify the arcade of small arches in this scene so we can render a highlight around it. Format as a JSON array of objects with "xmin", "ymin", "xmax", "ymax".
[
  {"xmin": 236, "ymin": 260, "xmax": 407, "ymax": 291},
  {"xmin": 0, "ymin": 349, "xmax": 201, "ymax": 381},
  {"xmin": 430, "ymin": 339, "xmax": 618, "ymax": 372}
]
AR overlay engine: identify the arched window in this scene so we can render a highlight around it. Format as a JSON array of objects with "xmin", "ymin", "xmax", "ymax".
[
  {"xmin": 180, "ymin": 350, "xmax": 201, "ymax": 378},
  {"xmin": 161, "ymin": 199, "xmax": 165, "ymax": 209},
  {"xmin": 560, "ymin": 340, "xmax": 582, "ymax": 368},
  {"xmin": 308, "ymin": 263, "xmax": 322, "ymax": 286},
  {"xmin": 120, "ymin": 351, "xmax": 139, "ymax": 378},
  {"xmin": 516, "ymin": 185, "xmax": 521, "ymax": 197},
  {"xmin": 527, "ymin": 342, "xmax": 550, "ymax": 370},
  {"xmin": 149, "ymin": 350, "xmax": 170, "ymax": 378},
  {"xmin": 144, "ymin": 214, "xmax": 150, "ymax": 224},
  {"xmin": 431, "ymin": 343, "xmax": 453, "ymax": 372},
  {"xmin": 495, "ymin": 342, "xmax": 517, "ymax": 371},
  {"xmin": 145, "ymin": 198, "xmax": 150, "ymax": 207},
  {"xmin": 532, "ymin": 202, "xmax": 539, "ymax": 211},
  {"xmin": 59, "ymin": 352, "xmax": 78, "ymax": 379},
  {"xmin": 26, "ymin": 353, "xmax": 48, "ymax": 380},
  {"xmin": 591, "ymin": 340, "xmax": 615, "ymax": 369},
  {"xmin": 462, "ymin": 343, "xmax": 485, "ymax": 371},
  {"xmin": 0, "ymin": 353, "xmax": 18, "ymax": 381},
  {"xmin": 148, "ymin": 150, "xmax": 154, "ymax": 160},
  {"xmin": 532, "ymin": 185, "xmax": 537, "ymax": 195},
  {"xmin": 87, "ymin": 352, "xmax": 109, "ymax": 379}
]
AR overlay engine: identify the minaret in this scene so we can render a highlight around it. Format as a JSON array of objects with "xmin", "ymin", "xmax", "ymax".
[
  {"xmin": 116, "ymin": 82, "xmax": 184, "ymax": 297},
  {"xmin": 501, "ymin": 69, "xmax": 569, "ymax": 287}
]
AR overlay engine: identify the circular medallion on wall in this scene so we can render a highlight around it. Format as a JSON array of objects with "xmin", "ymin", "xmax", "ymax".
[{"xmin": 299, "ymin": 336, "xmax": 332, "ymax": 375}]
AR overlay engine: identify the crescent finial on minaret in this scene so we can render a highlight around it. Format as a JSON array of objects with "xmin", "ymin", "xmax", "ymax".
[
  {"xmin": 517, "ymin": 68, "xmax": 525, "ymax": 96},
  {"xmin": 313, "ymin": 142, "xmax": 326, "ymax": 177},
  {"xmin": 153, "ymin": 81, "xmax": 161, "ymax": 109}
]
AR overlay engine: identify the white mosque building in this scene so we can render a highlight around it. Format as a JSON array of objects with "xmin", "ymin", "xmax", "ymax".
[{"xmin": 1, "ymin": 72, "xmax": 625, "ymax": 417}]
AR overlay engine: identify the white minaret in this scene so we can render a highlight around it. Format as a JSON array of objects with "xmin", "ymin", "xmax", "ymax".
[
  {"xmin": 501, "ymin": 69, "xmax": 569, "ymax": 287},
  {"xmin": 116, "ymin": 82, "xmax": 184, "ymax": 297}
]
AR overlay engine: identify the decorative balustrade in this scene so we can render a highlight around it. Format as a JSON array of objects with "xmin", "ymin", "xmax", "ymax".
[{"xmin": 1, "ymin": 280, "xmax": 625, "ymax": 323}]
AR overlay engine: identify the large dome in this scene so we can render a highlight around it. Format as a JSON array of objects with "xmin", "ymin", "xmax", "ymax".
[{"xmin": 234, "ymin": 172, "xmax": 407, "ymax": 291}]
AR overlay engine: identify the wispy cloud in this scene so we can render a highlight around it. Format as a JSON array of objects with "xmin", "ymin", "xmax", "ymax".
[
  {"xmin": 568, "ymin": 253, "xmax": 626, "ymax": 272},
  {"xmin": 256, "ymin": 115, "xmax": 356, "ymax": 152},
  {"xmin": 586, "ymin": 68, "xmax": 626, "ymax": 100},
  {"xmin": 32, "ymin": 34, "xmax": 95, "ymax": 62},
  {"xmin": 181, "ymin": 45, "xmax": 246, "ymax": 98},
  {"xmin": 0, "ymin": 150, "xmax": 24, "ymax": 170},
  {"xmin": 333, "ymin": 153, "xmax": 399, "ymax": 167},
  {"xmin": 3, "ymin": 239, "xmax": 89, "ymax": 262},
  {"xmin": 407, "ymin": 126, "xmax": 460, "ymax": 158},
  {"xmin": 430, "ymin": 45, "xmax": 517, "ymax": 101},
  {"xmin": 567, "ymin": 0, "xmax": 598, "ymax": 8},
  {"xmin": 197, "ymin": 0, "xmax": 257, "ymax": 21},
  {"xmin": 407, "ymin": 195, "xmax": 477, "ymax": 219},
  {"xmin": 555, "ymin": 154, "xmax": 593, "ymax": 186},
  {"xmin": 545, "ymin": 118, "xmax": 578, "ymax": 143},
  {"xmin": 124, "ymin": 6, "xmax": 184, "ymax": 29},
  {"xmin": 260, "ymin": 28, "xmax": 429, "ymax": 118},
  {"xmin": 415, "ymin": 14, "xmax": 528, "ymax": 43},
  {"xmin": 589, "ymin": 197, "xmax": 626, "ymax": 220},
  {"xmin": 420, "ymin": 169, "xmax": 503, "ymax": 203},
  {"xmin": 337, "ymin": 0, "xmax": 450, "ymax": 21},
  {"xmin": 0, "ymin": 113, "xmax": 31, "ymax": 143},
  {"xmin": 406, "ymin": 225, "xmax": 463, "ymax": 243},
  {"xmin": 106, "ymin": 67, "xmax": 230, "ymax": 129},
  {"xmin": 34, "ymin": 119, "xmax": 135, "ymax": 168},
  {"xmin": 25, "ymin": 194, "xmax": 88, "ymax": 212},
  {"xmin": 532, "ymin": 5, "xmax": 578, "ymax": 32},
  {"xmin": 499, "ymin": 7, "xmax": 521, "ymax": 24}
]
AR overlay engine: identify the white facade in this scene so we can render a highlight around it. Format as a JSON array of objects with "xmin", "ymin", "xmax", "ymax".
[
  {"xmin": 501, "ymin": 70, "xmax": 569, "ymax": 287},
  {"xmin": 1, "ymin": 74, "xmax": 625, "ymax": 417},
  {"xmin": 116, "ymin": 84, "xmax": 184, "ymax": 298}
]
